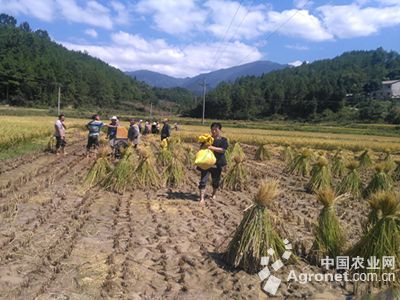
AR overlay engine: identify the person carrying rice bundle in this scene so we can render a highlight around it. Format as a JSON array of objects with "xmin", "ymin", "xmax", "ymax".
[{"xmin": 197, "ymin": 122, "xmax": 228, "ymax": 205}]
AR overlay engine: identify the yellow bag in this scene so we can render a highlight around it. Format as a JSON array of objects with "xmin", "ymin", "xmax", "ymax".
[
  {"xmin": 195, "ymin": 149, "xmax": 216, "ymax": 170},
  {"xmin": 197, "ymin": 134, "xmax": 214, "ymax": 146}
]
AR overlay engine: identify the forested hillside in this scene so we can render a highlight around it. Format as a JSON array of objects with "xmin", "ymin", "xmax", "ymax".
[
  {"xmin": 0, "ymin": 14, "xmax": 186, "ymax": 111},
  {"xmin": 190, "ymin": 49, "xmax": 400, "ymax": 122}
]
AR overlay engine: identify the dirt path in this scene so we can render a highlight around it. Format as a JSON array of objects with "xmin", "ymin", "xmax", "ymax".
[{"xmin": 0, "ymin": 136, "xmax": 398, "ymax": 299}]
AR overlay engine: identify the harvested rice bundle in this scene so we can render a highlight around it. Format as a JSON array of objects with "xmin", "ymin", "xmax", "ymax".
[
  {"xmin": 286, "ymin": 148, "xmax": 314, "ymax": 177},
  {"xmin": 157, "ymin": 146, "xmax": 172, "ymax": 167},
  {"xmin": 308, "ymin": 188, "xmax": 346, "ymax": 265},
  {"xmin": 357, "ymin": 149, "xmax": 373, "ymax": 169},
  {"xmin": 366, "ymin": 191, "xmax": 399, "ymax": 230},
  {"xmin": 364, "ymin": 163, "xmax": 394, "ymax": 198},
  {"xmin": 164, "ymin": 157, "xmax": 185, "ymax": 188},
  {"xmin": 393, "ymin": 161, "xmax": 400, "ymax": 181},
  {"xmin": 255, "ymin": 144, "xmax": 271, "ymax": 161},
  {"xmin": 306, "ymin": 156, "xmax": 332, "ymax": 193},
  {"xmin": 281, "ymin": 145, "xmax": 295, "ymax": 163},
  {"xmin": 135, "ymin": 147, "xmax": 161, "ymax": 189},
  {"xmin": 84, "ymin": 147, "xmax": 112, "ymax": 187},
  {"xmin": 102, "ymin": 147, "xmax": 136, "ymax": 193},
  {"xmin": 183, "ymin": 145, "xmax": 195, "ymax": 167},
  {"xmin": 336, "ymin": 160, "xmax": 362, "ymax": 198},
  {"xmin": 383, "ymin": 149, "xmax": 396, "ymax": 173},
  {"xmin": 346, "ymin": 191, "xmax": 400, "ymax": 286},
  {"xmin": 222, "ymin": 153, "xmax": 248, "ymax": 191},
  {"xmin": 331, "ymin": 150, "xmax": 346, "ymax": 178},
  {"xmin": 229, "ymin": 143, "xmax": 245, "ymax": 162},
  {"xmin": 224, "ymin": 180, "xmax": 287, "ymax": 273}
]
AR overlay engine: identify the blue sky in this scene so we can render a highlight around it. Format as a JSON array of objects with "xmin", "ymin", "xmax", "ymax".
[{"xmin": 1, "ymin": 0, "xmax": 399, "ymax": 77}]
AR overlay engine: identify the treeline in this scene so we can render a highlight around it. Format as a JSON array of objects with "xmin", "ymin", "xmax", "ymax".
[
  {"xmin": 0, "ymin": 14, "xmax": 195, "ymax": 112},
  {"xmin": 189, "ymin": 48, "xmax": 400, "ymax": 123}
]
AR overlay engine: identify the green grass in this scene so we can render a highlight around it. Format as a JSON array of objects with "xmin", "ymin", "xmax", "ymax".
[{"xmin": 0, "ymin": 137, "xmax": 47, "ymax": 160}]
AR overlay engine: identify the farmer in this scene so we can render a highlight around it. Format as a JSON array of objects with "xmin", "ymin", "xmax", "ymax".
[
  {"xmin": 198, "ymin": 122, "xmax": 228, "ymax": 205},
  {"xmin": 160, "ymin": 118, "xmax": 171, "ymax": 141},
  {"xmin": 128, "ymin": 118, "xmax": 141, "ymax": 148},
  {"xmin": 138, "ymin": 119, "xmax": 143, "ymax": 133},
  {"xmin": 151, "ymin": 121, "xmax": 157, "ymax": 134},
  {"xmin": 54, "ymin": 113, "xmax": 67, "ymax": 155},
  {"xmin": 86, "ymin": 114, "xmax": 104, "ymax": 156}
]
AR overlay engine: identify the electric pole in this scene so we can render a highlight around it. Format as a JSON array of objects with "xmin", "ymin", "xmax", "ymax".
[
  {"xmin": 150, "ymin": 102, "xmax": 153, "ymax": 118},
  {"xmin": 57, "ymin": 85, "xmax": 61, "ymax": 115},
  {"xmin": 200, "ymin": 78, "xmax": 207, "ymax": 125}
]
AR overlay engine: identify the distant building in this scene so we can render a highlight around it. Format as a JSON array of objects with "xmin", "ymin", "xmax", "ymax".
[{"xmin": 372, "ymin": 80, "xmax": 400, "ymax": 99}]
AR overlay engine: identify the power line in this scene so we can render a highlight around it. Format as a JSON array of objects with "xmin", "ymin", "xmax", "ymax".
[
  {"xmin": 236, "ymin": 0, "xmax": 312, "ymax": 66},
  {"xmin": 212, "ymin": 0, "xmax": 254, "ymax": 69},
  {"xmin": 210, "ymin": 0, "xmax": 243, "ymax": 68}
]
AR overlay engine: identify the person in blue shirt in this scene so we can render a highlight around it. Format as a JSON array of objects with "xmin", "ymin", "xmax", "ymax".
[{"xmin": 86, "ymin": 114, "xmax": 104, "ymax": 157}]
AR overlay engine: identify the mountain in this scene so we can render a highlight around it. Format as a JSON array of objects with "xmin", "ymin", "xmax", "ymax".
[
  {"xmin": 126, "ymin": 70, "xmax": 187, "ymax": 89},
  {"xmin": 127, "ymin": 60, "xmax": 287, "ymax": 94},
  {"xmin": 189, "ymin": 48, "xmax": 400, "ymax": 121}
]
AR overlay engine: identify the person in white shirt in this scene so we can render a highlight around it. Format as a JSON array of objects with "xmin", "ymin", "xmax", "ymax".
[{"xmin": 54, "ymin": 113, "xmax": 67, "ymax": 155}]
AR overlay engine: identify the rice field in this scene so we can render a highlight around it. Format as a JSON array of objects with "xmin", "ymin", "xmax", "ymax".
[
  {"xmin": 176, "ymin": 124, "xmax": 400, "ymax": 152},
  {"xmin": 0, "ymin": 116, "xmax": 86, "ymax": 150},
  {"xmin": 0, "ymin": 114, "xmax": 400, "ymax": 299}
]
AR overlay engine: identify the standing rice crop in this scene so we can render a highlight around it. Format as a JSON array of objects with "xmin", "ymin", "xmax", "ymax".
[
  {"xmin": 306, "ymin": 156, "xmax": 332, "ymax": 193},
  {"xmin": 84, "ymin": 146, "xmax": 112, "ymax": 187},
  {"xmin": 255, "ymin": 144, "xmax": 271, "ymax": 161},
  {"xmin": 308, "ymin": 188, "xmax": 346, "ymax": 265},
  {"xmin": 46, "ymin": 135, "xmax": 56, "ymax": 152},
  {"xmin": 224, "ymin": 180, "xmax": 287, "ymax": 273},
  {"xmin": 134, "ymin": 147, "xmax": 161, "ymax": 189},
  {"xmin": 364, "ymin": 163, "xmax": 394, "ymax": 198},
  {"xmin": 102, "ymin": 147, "xmax": 136, "ymax": 193},
  {"xmin": 331, "ymin": 150, "xmax": 346, "ymax": 178},
  {"xmin": 336, "ymin": 160, "xmax": 363, "ymax": 198},
  {"xmin": 286, "ymin": 148, "xmax": 314, "ymax": 177},
  {"xmin": 357, "ymin": 149, "xmax": 373, "ymax": 169},
  {"xmin": 164, "ymin": 157, "xmax": 185, "ymax": 188},
  {"xmin": 346, "ymin": 191, "xmax": 400, "ymax": 286},
  {"xmin": 222, "ymin": 153, "xmax": 248, "ymax": 191}
]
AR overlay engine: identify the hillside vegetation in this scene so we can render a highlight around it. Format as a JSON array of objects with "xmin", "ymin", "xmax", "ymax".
[
  {"xmin": 0, "ymin": 14, "xmax": 196, "ymax": 112},
  {"xmin": 189, "ymin": 49, "xmax": 400, "ymax": 123}
]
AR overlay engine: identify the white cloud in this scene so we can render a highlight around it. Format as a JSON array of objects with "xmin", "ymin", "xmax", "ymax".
[
  {"xmin": 56, "ymin": 0, "xmax": 113, "ymax": 29},
  {"xmin": 0, "ymin": 0, "xmax": 55, "ymax": 22},
  {"xmin": 84, "ymin": 28, "xmax": 98, "ymax": 38},
  {"xmin": 285, "ymin": 44, "xmax": 309, "ymax": 50},
  {"xmin": 318, "ymin": 3, "xmax": 400, "ymax": 38},
  {"xmin": 111, "ymin": 1, "xmax": 130, "ymax": 25},
  {"xmin": 204, "ymin": 0, "xmax": 269, "ymax": 40},
  {"xmin": 136, "ymin": 0, "xmax": 207, "ymax": 35},
  {"xmin": 61, "ymin": 31, "xmax": 262, "ymax": 77},
  {"xmin": 289, "ymin": 60, "xmax": 304, "ymax": 67},
  {"xmin": 266, "ymin": 9, "xmax": 333, "ymax": 41}
]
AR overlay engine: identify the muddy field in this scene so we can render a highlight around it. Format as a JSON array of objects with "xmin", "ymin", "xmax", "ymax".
[{"xmin": 0, "ymin": 131, "xmax": 398, "ymax": 300}]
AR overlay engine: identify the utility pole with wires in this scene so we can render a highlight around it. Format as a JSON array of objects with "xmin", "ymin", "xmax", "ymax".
[
  {"xmin": 199, "ymin": 79, "xmax": 207, "ymax": 125},
  {"xmin": 150, "ymin": 102, "xmax": 153, "ymax": 118}
]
